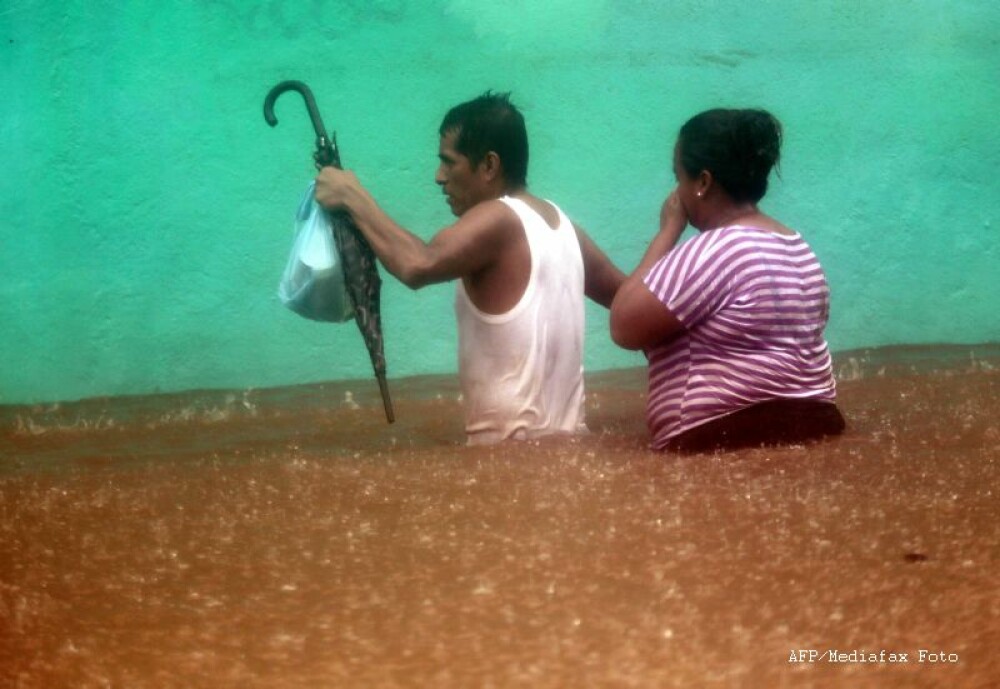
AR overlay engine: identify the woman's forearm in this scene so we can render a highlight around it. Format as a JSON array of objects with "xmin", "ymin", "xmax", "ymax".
[{"xmin": 633, "ymin": 219, "xmax": 686, "ymax": 278}]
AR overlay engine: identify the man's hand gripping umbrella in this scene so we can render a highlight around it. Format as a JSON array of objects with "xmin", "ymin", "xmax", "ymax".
[{"xmin": 263, "ymin": 80, "xmax": 394, "ymax": 423}]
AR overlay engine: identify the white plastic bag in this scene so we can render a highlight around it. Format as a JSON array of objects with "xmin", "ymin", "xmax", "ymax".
[{"xmin": 278, "ymin": 182, "xmax": 354, "ymax": 322}]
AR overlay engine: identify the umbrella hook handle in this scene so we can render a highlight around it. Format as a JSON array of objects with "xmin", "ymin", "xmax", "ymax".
[{"xmin": 263, "ymin": 80, "xmax": 340, "ymax": 168}]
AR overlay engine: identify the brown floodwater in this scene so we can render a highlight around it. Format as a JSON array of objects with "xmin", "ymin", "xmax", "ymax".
[{"xmin": 1, "ymin": 344, "xmax": 998, "ymax": 688}]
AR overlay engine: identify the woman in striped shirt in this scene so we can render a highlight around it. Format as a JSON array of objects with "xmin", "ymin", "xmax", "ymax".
[{"xmin": 610, "ymin": 109, "xmax": 845, "ymax": 452}]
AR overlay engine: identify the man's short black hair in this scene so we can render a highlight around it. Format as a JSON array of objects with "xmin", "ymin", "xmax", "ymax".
[{"xmin": 439, "ymin": 91, "xmax": 529, "ymax": 187}]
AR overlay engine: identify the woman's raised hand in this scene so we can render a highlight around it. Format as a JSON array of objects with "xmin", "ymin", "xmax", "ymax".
[{"xmin": 659, "ymin": 189, "xmax": 688, "ymax": 233}]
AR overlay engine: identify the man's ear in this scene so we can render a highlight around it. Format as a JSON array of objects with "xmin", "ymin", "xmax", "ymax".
[{"xmin": 480, "ymin": 151, "xmax": 502, "ymax": 181}]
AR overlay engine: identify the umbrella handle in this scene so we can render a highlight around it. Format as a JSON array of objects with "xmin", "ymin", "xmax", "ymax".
[{"xmin": 263, "ymin": 80, "xmax": 340, "ymax": 168}]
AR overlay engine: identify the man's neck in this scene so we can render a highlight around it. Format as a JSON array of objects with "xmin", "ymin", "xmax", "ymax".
[{"xmin": 500, "ymin": 183, "xmax": 528, "ymax": 199}]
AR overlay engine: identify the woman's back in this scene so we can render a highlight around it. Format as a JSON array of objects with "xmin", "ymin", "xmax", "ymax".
[{"xmin": 643, "ymin": 224, "xmax": 836, "ymax": 450}]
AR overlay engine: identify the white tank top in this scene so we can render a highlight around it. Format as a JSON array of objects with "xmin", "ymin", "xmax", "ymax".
[{"xmin": 455, "ymin": 196, "xmax": 588, "ymax": 445}]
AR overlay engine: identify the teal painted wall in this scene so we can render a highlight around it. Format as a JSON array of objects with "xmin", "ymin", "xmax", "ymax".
[{"xmin": 2, "ymin": 1, "xmax": 998, "ymax": 404}]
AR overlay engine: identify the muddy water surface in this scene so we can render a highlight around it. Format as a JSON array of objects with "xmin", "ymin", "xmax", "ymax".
[{"xmin": 1, "ymin": 345, "xmax": 998, "ymax": 688}]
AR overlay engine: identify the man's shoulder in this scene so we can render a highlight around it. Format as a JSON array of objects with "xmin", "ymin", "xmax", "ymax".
[
  {"xmin": 462, "ymin": 197, "xmax": 522, "ymax": 231},
  {"xmin": 502, "ymin": 193, "xmax": 570, "ymax": 232}
]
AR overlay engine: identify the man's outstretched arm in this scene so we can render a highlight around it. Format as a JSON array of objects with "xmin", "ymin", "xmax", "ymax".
[
  {"xmin": 315, "ymin": 166, "xmax": 513, "ymax": 290},
  {"xmin": 574, "ymin": 225, "xmax": 627, "ymax": 309}
]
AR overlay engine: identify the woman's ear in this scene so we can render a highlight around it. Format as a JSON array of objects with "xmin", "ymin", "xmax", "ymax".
[{"xmin": 696, "ymin": 169, "xmax": 714, "ymax": 198}]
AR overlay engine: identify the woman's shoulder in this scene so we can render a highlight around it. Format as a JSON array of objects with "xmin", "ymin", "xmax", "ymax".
[
  {"xmin": 720, "ymin": 213, "xmax": 799, "ymax": 238},
  {"xmin": 689, "ymin": 224, "xmax": 809, "ymax": 271}
]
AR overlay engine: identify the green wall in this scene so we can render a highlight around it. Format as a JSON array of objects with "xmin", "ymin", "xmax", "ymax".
[{"xmin": 2, "ymin": 0, "xmax": 998, "ymax": 404}]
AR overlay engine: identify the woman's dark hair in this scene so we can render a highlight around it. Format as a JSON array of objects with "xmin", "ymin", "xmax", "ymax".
[
  {"xmin": 440, "ymin": 91, "xmax": 529, "ymax": 187},
  {"xmin": 678, "ymin": 109, "xmax": 782, "ymax": 203}
]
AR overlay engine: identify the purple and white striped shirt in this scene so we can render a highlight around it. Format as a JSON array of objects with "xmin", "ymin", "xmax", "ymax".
[{"xmin": 642, "ymin": 225, "xmax": 837, "ymax": 449}]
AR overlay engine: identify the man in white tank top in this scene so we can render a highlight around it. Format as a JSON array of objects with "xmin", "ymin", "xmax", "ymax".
[{"xmin": 314, "ymin": 92, "xmax": 624, "ymax": 444}]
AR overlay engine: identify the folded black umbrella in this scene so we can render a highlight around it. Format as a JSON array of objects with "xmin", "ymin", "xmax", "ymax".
[{"xmin": 264, "ymin": 80, "xmax": 394, "ymax": 423}]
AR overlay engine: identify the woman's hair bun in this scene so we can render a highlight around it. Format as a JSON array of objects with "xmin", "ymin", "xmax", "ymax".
[{"xmin": 737, "ymin": 109, "xmax": 782, "ymax": 170}]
